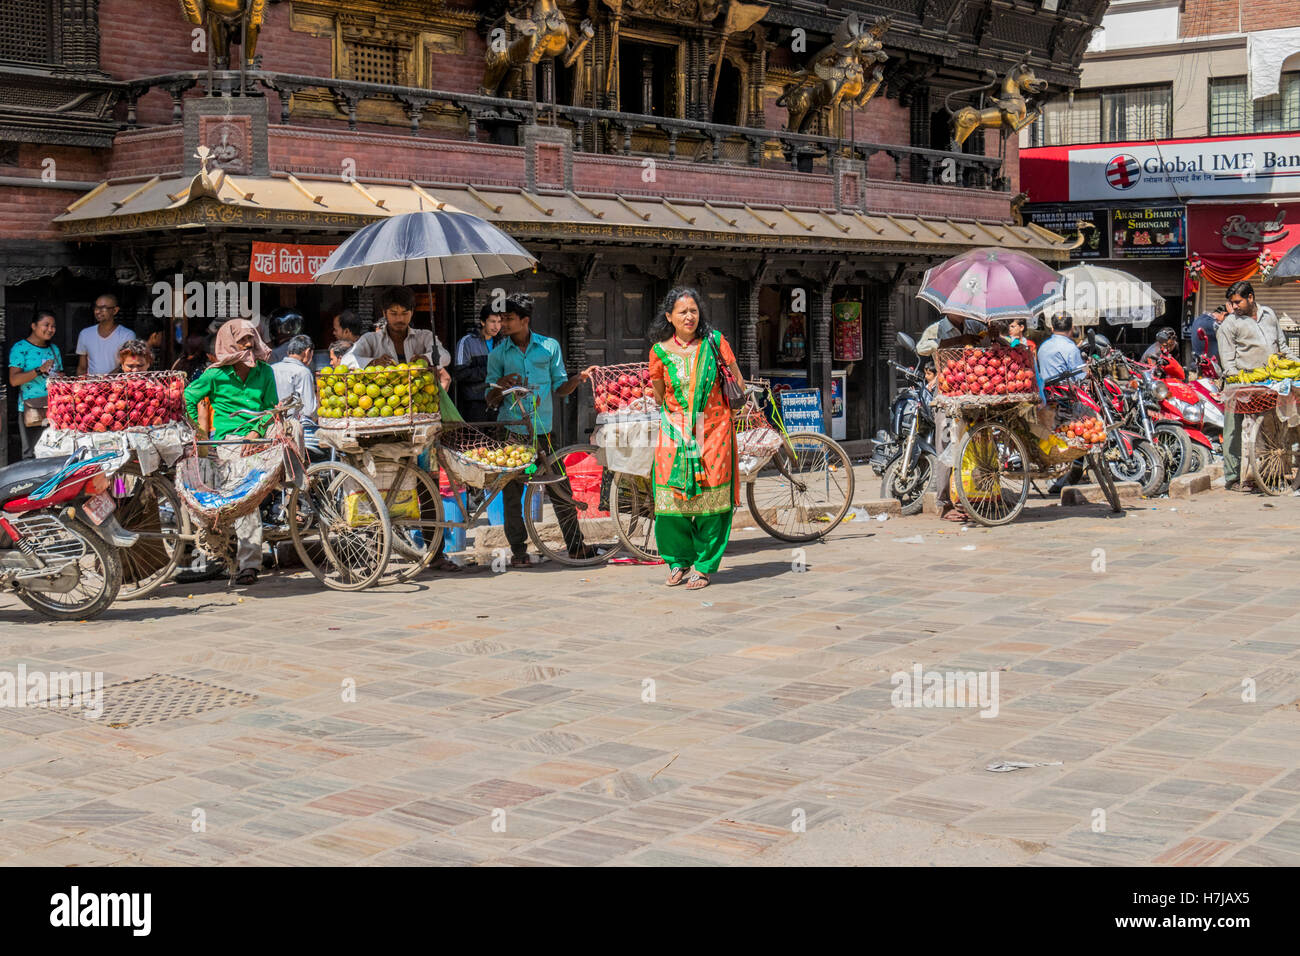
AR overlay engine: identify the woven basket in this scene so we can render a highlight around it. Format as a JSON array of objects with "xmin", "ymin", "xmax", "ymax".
[
  {"xmin": 1225, "ymin": 385, "xmax": 1280, "ymax": 415},
  {"xmin": 439, "ymin": 424, "xmax": 537, "ymax": 489},
  {"xmin": 933, "ymin": 345, "xmax": 1038, "ymax": 409},
  {"xmin": 46, "ymin": 370, "xmax": 187, "ymax": 432},
  {"xmin": 175, "ymin": 446, "xmax": 283, "ymax": 530}
]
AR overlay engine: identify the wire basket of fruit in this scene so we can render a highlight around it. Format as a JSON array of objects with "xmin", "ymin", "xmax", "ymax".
[
  {"xmin": 438, "ymin": 424, "xmax": 538, "ymax": 489},
  {"xmin": 933, "ymin": 345, "xmax": 1038, "ymax": 411},
  {"xmin": 590, "ymin": 363, "xmax": 658, "ymax": 423},
  {"xmin": 315, "ymin": 360, "xmax": 441, "ymax": 432},
  {"xmin": 1037, "ymin": 415, "xmax": 1106, "ymax": 465},
  {"xmin": 1224, "ymin": 384, "xmax": 1281, "ymax": 415},
  {"xmin": 46, "ymin": 371, "xmax": 187, "ymax": 432}
]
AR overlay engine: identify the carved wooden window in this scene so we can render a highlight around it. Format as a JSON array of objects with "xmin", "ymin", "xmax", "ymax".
[
  {"xmin": 348, "ymin": 42, "xmax": 398, "ymax": 86},
  {"xmin": 0, "ymin": 0, "xmax": 54, "ymax": 65}
]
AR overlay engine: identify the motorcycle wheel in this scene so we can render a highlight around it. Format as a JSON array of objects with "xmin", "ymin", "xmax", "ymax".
[
  {"xmin": 1153, "ymin": 423, "xmax": 1193, "ymax": 492},
  {"xmin": 1106, "ymin": 437, "xmax": 1165, "ymax": 498},
  {"xmin": 13, "ymin": 517, "xmax": 123, "ymax": 621},
  {"xmin": 1188, "ymin": 443, "xmax": 1210, "ymax": 475},
  {"xmin": 881, "ymin": 453, "xmax": 936, "ymax": 517}
]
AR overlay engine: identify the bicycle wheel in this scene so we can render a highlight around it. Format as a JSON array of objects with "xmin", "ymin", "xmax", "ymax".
[
  {"xmin": 610, "ymin": 472, "xmax": 660, "ymax": 562},
  {"xmin": 523, "ymin": 443, "xmax": 620, "ymax": 566},
  {"xmin": 1088, "ymin": 451, "xmax": 1123, "ymax": 513},
  {"xmin": 288, "ymin": 461, "xmax": 392, "ymax": 590},
  {"xmin": 379, "ymin": 461, "xmax": 445, "ymax": 583},
  {"xmin": 114, "ymin": 464, "xmax": 188, "ymax": 600},
  {"xmin": 1251, "ymin": 414, "xmax": 1300, "ymax": 495},
  {"xmin": 954, "ymin": 421, "xmax": 1029, "ymax": 526},
  {"xmin": 746, "ymin": 431, "xmax": 855, "ymax": 542}
]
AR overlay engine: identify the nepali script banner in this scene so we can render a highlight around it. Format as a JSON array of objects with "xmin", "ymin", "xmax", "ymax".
[{"xmin": 249, "ymin": 242, "xmax": 338, "ymax": 284}]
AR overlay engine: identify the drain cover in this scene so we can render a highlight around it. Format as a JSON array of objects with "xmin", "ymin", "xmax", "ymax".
[{"xmin": 86, "ymin": 674, "xmax": 258, "ymax": 728}]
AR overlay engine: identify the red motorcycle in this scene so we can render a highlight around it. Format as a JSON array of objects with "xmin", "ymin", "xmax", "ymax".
[
  {"xmin": 1149, "ymin": 348, "xmax": 1223, "ymax": 475},
  {"xmin": 0, "ymin": 450, "xmax": 135, "ymax": 620}
]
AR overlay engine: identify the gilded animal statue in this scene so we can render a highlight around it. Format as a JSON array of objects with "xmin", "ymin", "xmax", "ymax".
[
  {"xmin": 483, "ymin": 0, "xmax": 595, "ymax": 98},
  {"xmin": 777, "ymin": 14, "xmax": 889, "ymax": 135},
  {"xmin": 177, "ymin": 0, "xmax": 266, "ymax": 70},
  {"xmin": 947, "ymin": 57, "xmax": 1047, "ymax": 147}
]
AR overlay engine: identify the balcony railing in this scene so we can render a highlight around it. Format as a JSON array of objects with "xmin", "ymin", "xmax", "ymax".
[{"xmin": 118, "ymin": 70, "xmax": 1006, "ymax": 190}]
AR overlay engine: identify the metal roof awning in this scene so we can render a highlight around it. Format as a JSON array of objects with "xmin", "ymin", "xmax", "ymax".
[{"xmin": 54, "ymin": 170, "xmax": 1071, "ymax": 259}]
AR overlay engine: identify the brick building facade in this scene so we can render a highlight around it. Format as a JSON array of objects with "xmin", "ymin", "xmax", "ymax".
[{"xmin": 1, "ymin": 0, "xmax": 1106, "ymax": 461}]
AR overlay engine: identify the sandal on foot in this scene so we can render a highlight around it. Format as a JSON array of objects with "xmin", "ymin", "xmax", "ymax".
[
  {"xmin": 234, "ymin": 568, "xmax": 258, "ymax": 586},
  {"xmin": 686, "ymin": 571, "xmax": 710, "ymax": 590},
  {"xmin": 431, "ymin": 556, "xmax": 463, "ymax": 573},
  {"xmin": 508, "ymin": 554, "xmax": 532, "ymax": 569},
  {"xmin": 666, "ymin": 567, "xmax": 689, "ymax": 587}
]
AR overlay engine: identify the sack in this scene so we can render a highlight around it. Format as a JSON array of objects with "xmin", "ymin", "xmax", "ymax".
[{"xmin": 706, "ymin": 333, "xmax": 745, "ymax": 410}]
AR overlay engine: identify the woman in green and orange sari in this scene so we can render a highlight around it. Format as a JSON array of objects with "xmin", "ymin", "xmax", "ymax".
[{"xmin": 649, "ymin": 287, "xmax": 745, "ymax": 591}]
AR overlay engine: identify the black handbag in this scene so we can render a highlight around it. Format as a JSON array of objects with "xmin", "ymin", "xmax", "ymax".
[{"xmin": 706, "ymin": 332, "xmax": 746, "ymax": 410}]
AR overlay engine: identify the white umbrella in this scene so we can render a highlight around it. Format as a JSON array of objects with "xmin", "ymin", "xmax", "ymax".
[{"xmin": 1059, "ymin": 263, "xmax": 1165, "ymax": 328}]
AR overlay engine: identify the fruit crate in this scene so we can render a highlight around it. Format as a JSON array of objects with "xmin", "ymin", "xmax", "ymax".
[
  {"xmin": 316, "ymin": 362, "xmax": 441, "ymax": 431},
  {"xmin": 46, "ymin": 371, "xmax": 186, "ymax": 432},
  {"xmin": 934, "ymin": 345, "xmax": 1038, "ymax": 409},
  {"xmin": 439, "ymin": 423, "xmax": 538, "ymax": 490},
  {"xmin": 589, "ymin": 363, "xmax": 658, "ymax": 423}
]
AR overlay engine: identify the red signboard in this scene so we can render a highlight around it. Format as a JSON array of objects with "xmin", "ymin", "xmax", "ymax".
[
  {"xmin": 1187, "ymin": 201, "xmax": 1300, "ymax": 285},
  {"xmin": 249, "ymin": 242, "xmax": 338, "ymax": 284}
]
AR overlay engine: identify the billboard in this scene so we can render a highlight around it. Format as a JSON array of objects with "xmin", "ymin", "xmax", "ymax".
[{"xmin": 1110, "ymin": 206, "xmax": 1186, "ymax": 258}]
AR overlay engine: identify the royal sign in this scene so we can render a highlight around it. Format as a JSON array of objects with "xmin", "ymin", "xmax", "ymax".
[
  {"xmin": 1187, "ymin": 202, "xmax": 1300, "ymax": 259},
  {"xmin": 1021, "ymin": 132, "xmax": 1300, "ymax": 202},
  {"xmin": 249, "ymin": 242, "xmax": 338, "ymax": 284}
]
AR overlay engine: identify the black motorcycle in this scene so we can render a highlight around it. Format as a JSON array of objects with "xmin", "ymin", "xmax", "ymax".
[{"xmin": 871, "ymin": 332, "xmax": 938, "ymax": 516}]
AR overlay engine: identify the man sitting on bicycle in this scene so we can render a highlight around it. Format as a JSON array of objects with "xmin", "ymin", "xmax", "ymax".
[
  {"xmin": 184, "ymin": 318, "xmax": 279, "ymax": 586},
  {"xmin": 485, "ymin": 293, "xmax": 598, "ymax": 567}
]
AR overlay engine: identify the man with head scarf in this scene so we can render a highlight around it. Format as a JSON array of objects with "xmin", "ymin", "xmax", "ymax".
[{"xmin": 184, "ymin": 318, "xmax": 281, "ymax": 585}]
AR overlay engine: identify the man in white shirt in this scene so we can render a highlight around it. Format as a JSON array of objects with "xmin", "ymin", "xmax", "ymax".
[
  {"xmin": 272, "ymin": 334, "xmax": 321, "ymax": 460},
  {"xmin": 76, "ymin": 293, "xmax": 135, "ymax": 375},
  {"xmin": 341, "ymin": 286, "xmax": 452, "ymax": 389}
]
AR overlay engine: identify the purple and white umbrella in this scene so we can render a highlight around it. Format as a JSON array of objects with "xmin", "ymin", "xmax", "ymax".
[{"xmin": 917, "ymin": 247, "xmax": 1064, "ymax": 324}]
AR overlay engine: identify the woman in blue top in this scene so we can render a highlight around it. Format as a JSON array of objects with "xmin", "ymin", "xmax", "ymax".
[{"xmin": 8, "ymin": 310, "xmax": 62, "ymax": 458}]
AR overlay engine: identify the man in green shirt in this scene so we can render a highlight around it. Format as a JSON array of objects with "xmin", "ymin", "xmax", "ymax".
[{"xmin": 183, "ymin": 319, "xmax": 279, "ymax": 584}]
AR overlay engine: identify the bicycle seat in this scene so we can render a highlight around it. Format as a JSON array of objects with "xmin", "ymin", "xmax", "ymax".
[{"xmin": 0, "ymin": 455, "xmax": 76, "ymax": 502}]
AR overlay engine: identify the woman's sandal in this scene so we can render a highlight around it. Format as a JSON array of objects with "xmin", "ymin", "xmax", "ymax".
[
  {"xmin": 666, "ymin": 566, "xmax": 689, "ymax": 587},
  {"xmin": 686, "ymin": 571, "xmax": 710, "ymax": 590}
]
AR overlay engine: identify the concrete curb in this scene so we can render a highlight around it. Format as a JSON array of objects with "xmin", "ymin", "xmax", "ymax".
[
  {"xmin": 855, "ymin": 498, "xmax": 902, "ymax": 516},
  {"xmin": 1060, "ymin": 481, "xmax": 1141, "ymax": 506},
  {"xmin": 1169, "ymin": 471, "xmax": 1212, "ymax": 498}
]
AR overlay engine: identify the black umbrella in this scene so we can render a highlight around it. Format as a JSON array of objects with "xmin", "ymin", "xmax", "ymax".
[
  {"xmin": 1266, "ymin": 244, "xmax": 1300, "ymax": 286},
  {"xmin": 313, "ymin": 210, "xmax": 536, "ymax": 286}
]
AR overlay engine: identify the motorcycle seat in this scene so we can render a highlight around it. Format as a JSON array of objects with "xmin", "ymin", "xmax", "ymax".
[{"xmin": 0, "ymin": 455, "xmax": 76, "ymax": 503}]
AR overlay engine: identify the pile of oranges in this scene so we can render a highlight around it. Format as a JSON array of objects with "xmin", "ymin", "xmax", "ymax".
[{"xmin": 1058, "ymin": 416, "xmax": 1106, "ymax": 446}]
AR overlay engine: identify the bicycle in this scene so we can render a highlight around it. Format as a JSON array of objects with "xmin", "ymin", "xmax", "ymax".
[
  {"xmin": 174, "ymin": 399, "xmax": 395, "ymax": 590},
  {"xmin": 608, "ymin": 378, "xmax": 855, "ymax": 562},
  {"xmin": 430, "ymin": 384, "xmax": 622, "ymax": 566}
]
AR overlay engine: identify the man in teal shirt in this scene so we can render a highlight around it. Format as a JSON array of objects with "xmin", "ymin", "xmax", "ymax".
[{"xmin": 486, "ymin": 293, "xmax": 597, "ymax": 566}]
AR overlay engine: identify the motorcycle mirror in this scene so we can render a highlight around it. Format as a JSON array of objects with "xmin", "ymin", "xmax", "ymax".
[{"xmin": 896, "ymin": 331, "xmax": 916, "ymax": 355}]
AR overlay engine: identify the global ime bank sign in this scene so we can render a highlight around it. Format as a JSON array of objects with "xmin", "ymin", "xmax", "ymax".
[{"xmin": 1021, "ymin": 132, "xmax": 1300, "ymax": 202}]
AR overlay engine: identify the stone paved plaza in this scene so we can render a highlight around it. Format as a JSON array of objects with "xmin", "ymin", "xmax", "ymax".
[{"xmin": 2, "ymin": 477, "xmax": 1300, "ymax": 866}]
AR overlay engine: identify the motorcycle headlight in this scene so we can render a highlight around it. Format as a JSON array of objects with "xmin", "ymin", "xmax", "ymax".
[
  {"xmin": 1173, "ymin": 398, "xmax": 1204, "ymax": 424},
  {"xmin": 1152, "ymin": 381, "xmax": 1170, "ymax": 402}
]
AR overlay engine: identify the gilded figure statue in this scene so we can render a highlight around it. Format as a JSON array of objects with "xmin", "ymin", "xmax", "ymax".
[
  {"xmin": 946, "ymin": 56, "xmax": 1047, "ymax": 147},
  {"xmin": 177, "ymin": 0, "xmax": 266, "ymax": 70},
  {"xmin": 777, "ymin": 14, "xmax": 890, "ymax": 135},
  {"xmin": 483, "ymin": 0, "xmax": 595, "ymax": 98}
]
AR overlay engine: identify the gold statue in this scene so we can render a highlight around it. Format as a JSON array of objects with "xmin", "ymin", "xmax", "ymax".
[
  {"xmin": 947, "ymin": 56, "xmax": 1047, "ymax": 147},
  {"xmin": 777, "ymin": 14, "xmax": 889, "ymax": 135},
  {"xmin": 177, "ymin": 0, "xmax": 267, "ymax": 70},
  {"xmin": 483, "ymin": 0, "xmax": 595, "ymax": 99}
]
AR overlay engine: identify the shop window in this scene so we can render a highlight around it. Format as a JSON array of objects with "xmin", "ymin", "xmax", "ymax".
[
  {"xmin": 1028, "ymin": 84, "xmax": 1171, "ymax": 146},
  {"xmin": 1209, "ymin": 73, "xmax": 1300, "ymax": 136},
  {"xmin": 0, "ymin": 0, "xmax": 54, "ymax": 66},
  {"xmin": 619, "ymin": 40, "xmax": 677, "ymax": 117}
]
